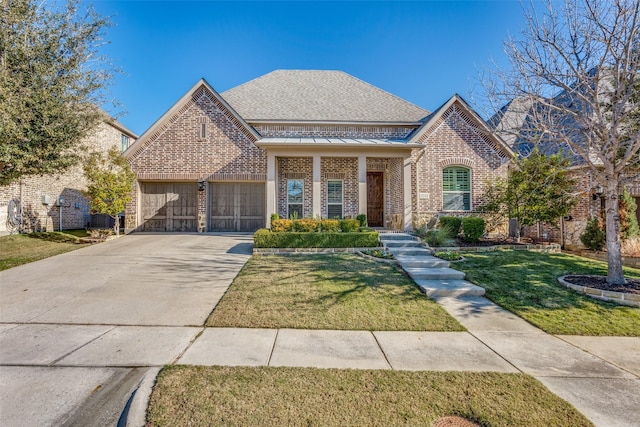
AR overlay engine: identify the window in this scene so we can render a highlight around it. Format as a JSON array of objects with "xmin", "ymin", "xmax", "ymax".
[
  {"xmin": 200, "ymin": 123, "xmax": 207, "ymax": 138},
  {"xmin": 327, "ymin": 180, "xmax": 343, "ymax": 218},
  {"xmin": 121, "ymin": 134, "xmax": 129, "ymax": 152},
  {"xmin": 442, "ymin": 166, "xmax": 471, "ymax": 211},
  {"xmin": 287, "ymin": 179, "xmax": 303, "ymax": 219}
]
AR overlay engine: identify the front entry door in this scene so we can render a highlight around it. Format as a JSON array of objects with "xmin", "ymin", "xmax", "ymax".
[{"xmin": 367, "ymin": 172, "xmax": 384, "ymax": 227}]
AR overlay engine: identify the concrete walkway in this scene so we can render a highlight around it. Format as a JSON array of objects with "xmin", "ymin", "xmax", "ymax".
[{"xmin": 2, "ymin": 235, "xmax": 639, "ymax": 427}]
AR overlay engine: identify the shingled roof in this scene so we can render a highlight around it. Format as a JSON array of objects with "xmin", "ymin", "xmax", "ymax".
[{"xmin": 221, "ymin": 70, "xmax": 430, "ymax": 123}]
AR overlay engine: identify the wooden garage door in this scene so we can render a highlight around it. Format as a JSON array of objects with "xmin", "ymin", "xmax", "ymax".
[
  {"xmin": 141, "ymin": 182, "xmax": 198, "ymax": 232},
  {"xmin": 209, "ymin": 183, "xmax": 264, "ymax": 231}
]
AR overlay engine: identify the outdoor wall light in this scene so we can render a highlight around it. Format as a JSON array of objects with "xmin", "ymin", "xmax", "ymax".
[{"xmin": 592, "ymin": 184, "xmax": 604, "ymax": 200}]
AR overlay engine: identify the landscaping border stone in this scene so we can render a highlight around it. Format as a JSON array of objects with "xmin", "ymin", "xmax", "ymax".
[
  {"xmin": 563, "ymin": 247, "xmax": 640, "ymax": 269},
  {"xmin": 557, "ymin": 275, "xmax": 640, "ymax": 307},
  {"xmin": 253, "ymin": 247, "xmax": 378, "ymax": 255},
  {"xmin": 434, "ymin": 244, "xmax": 561, "ymax": 253}
]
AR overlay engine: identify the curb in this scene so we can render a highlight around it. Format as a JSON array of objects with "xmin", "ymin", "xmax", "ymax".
[{"xmin": 124, "ymin": 367, "xmax": 161, "ymax": 427}]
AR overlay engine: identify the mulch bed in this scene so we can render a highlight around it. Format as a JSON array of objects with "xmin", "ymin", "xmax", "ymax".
[{"xmin": 564, "ymin": 275, "xmax": 640, "ymax": 295}]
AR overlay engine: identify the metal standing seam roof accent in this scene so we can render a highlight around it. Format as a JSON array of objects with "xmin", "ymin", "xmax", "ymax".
[
  {"xmin": 221, "ymin": 70, "xmax": 431, "ymax": 123},
  {"xmin": 255, "ymin": 137, "xmax": 423, "ymax": 148}
]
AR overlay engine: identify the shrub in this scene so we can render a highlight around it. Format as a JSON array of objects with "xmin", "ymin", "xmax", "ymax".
[
  {"xmin": 423, "ymin": 227, "xmax": 454, "ymax": 247},
  {"xmin": 356, "ymin": 214, "xmax": 367, "ymax": 227},
  {"xmin": 620, "ymin": 189, "xmax": 640, "ymax": 240},
  {"xmin": 340, "ymin": 219, "xmax": 360, "ymax": 232},
  {"xmin": 320, "ymin": 219, "xmax": 339, "ymax": 232},
  {"xmin": 461, "ymin": 217, "xmax": 485, "ymax": 243},
  {"xmin": 254, "ymin": 229, "xmax": 379, "ymax": 248},
  {"xmin": 413, "ymin": 225, "xmax": 428, "ymax": 239},
  {"xmin": 293, "ymin": 218, "xmax": 320, "ymax": 232},
  {"xmin": 270, "ymin": 213, "xmax": 280, "ymax": 223},
  {"xmin": 439, "ymin": 216, "xmax": 462, "ymax": 238},
  {"xmin": 580, "ymin": 216, "xmax": 606, "ymax": 251},
  {"xmin": 271, "ymin": 219, "xmax": 292, "ymax": 232}
]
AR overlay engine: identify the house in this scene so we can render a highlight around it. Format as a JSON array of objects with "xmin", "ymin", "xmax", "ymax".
[
  {"xmin": 123, "ymin": 70, "xmax": 514, "ymax": 233},
  {"xmin": 0, "ymin": 119, "xmax": 138, "ymax": 235},
  {"xmin": 490, "ymin": 96, "xmax": 640, "ymax": 247}
]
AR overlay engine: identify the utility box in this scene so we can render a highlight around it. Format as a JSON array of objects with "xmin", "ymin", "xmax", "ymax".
[
  {"xmin": 42, "ymin": 195, "xmax": 52, "ymax": 205},
  {"xmin": 56, "ymin": 196, "xmax": 64, "ymax": 206}
]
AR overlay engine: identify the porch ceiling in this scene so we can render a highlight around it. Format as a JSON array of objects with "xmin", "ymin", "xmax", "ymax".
[{"xmin": 255, "ymin": 137, "xmax": 422, "ymax": 149}]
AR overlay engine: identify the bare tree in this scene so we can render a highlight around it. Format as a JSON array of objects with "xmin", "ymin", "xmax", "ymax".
[{"xmin": 485, "ymin": 0, "xmax": 640, "ymax": 285}]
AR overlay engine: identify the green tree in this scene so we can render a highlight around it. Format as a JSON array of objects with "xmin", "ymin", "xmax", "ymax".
[
  {"xmin": 84, "ymin": 147, "xmax": 135, "ymax": 235},
  {"xmin": 0, "ymin": 0, "xmax": 116, "ymax": 185},
  {"xmin": 620, "ymin": 189, "xmax": 640, "ymax": 240},
  {"xmin": 484, "ymin": 0, "xmax": 640, "ymax": 284},
  {"xmin": 480, "ymin": 149, "xmax": 578, "ymax": 242}
]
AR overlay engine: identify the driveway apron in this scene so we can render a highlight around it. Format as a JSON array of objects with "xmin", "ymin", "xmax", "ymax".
[{"xmin": 0, "ymin": 233, "xmax": 252, "ymax": 426}]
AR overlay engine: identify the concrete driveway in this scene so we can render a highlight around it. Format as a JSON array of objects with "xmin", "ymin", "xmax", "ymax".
[{"xmin": 0, "ymin": 233, "xmax": 253, "ymax": 426}]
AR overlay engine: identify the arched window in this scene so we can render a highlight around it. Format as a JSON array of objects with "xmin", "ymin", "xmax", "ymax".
[{"xmin": 442, "ymin": 166, "xmax": 471, "ymax": 211}]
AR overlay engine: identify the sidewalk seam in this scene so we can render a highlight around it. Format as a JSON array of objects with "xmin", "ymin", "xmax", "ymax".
[
  {"xmin": 370, "ymin": 331, "xmax": 394, "ymax": 370},
  {"xmin": 170, "ymin": 327, "xmax": 205, "ymax": 364},
  {"xmin": 267, "ymin": 329, "xmax": 280, "ymax": 366},
  {"xmin": 50, "ymin": 325, "xmax": 117, "ymax": 366}
]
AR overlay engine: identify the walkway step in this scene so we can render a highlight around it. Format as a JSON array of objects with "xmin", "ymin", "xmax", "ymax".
[
  {"xmin": 383, "ymin": 241, "xmax": 423, "ymax": 248},
  {"xmin": 388, "ymin": 247, "xmax": 432, "ymax": 257},
  {"xmin": 379, "ymin": 233, "xmax": 416, "ymax": 241},
  {"xmin": 395, "ymin": 256, "xmax": 450, "ymax": 268},
  {"xmin": 405, "ymin": 267, "xmax": 465, "ymax": 281},
  {"xmin": 415, "ymin": 279, "xmax": 486, "ymax": 297}
]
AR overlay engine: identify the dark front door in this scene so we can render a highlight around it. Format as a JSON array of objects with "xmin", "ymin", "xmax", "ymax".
[{"xmin": 367, "ymin": 172, "xmax": 384, "ymax": 227}]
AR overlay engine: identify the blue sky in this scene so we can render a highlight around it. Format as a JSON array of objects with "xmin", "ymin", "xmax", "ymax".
[{"xmin": 91, "ymin": 1, "xmax": 529, "ymax": 135}]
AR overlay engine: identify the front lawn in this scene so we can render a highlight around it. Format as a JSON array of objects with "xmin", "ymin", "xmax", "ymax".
[
  {"xmin": 0, "ymin": 231, "xmax": 89, "ymax": 271},
  {"xmin": 453, "ymin": 251, "xmax": 640, "ymax": 336},
  {"xmin": 206, "ymin": 254, "xmax": 464, "ymax": 331},
  {"xmin": 146, "ymin": 366, "xmax": 592, "ymax": 427}
]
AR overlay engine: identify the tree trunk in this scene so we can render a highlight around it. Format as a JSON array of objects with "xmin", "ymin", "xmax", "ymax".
[{"xmin": 604, "ymin": 182, "xmax": 625, "ymax": 285}]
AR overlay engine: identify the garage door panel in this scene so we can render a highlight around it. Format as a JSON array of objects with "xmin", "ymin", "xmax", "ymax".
[
  {"xmin": 141, "ymin": 183, "xmax": 197, "ymax": 232},
  {"xmin": 209, "ymin": 183, "xmax": 264, "ymax": 232}
]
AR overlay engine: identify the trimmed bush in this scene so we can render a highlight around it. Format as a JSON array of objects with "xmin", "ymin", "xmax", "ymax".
[
  {"xmin": 271, "ymin": 219, "xmax": 292, "ymax": 232},
  {"xmin": 254, "ymin": 229, "xmax": 379, "ymax": 248},
  {"xmin": 292, "ymin": 218, "xmax": 320, "ymax": 232},
  {"xmin": 270, "ymin": 213, "xmax": 279, "ymax": 223},
  {"xmin": 462, "ymin": 217, "xmax": 485, "ymax": 243},
  {"xmin": 340, "ymin": 219, "xmax": 360, "ymax": 232},
  {"xmin": 580, "ymin": 216, "xmax": 606, "ymax": 251},
  {"xmin": 356, "ymin": 214, "xmax": 367, "ymax": 227},
  {"xmin": 439, "ymin": 216, "xmax": 462, "ymax": 238},
  {"xmin": 320, "ymin": 219, "xmax": 339, "ymax": 232}
]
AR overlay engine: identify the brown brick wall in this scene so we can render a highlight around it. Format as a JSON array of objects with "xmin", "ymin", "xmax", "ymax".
[
  {"xmin": 410, "ymin": 104, "xmax": 510, "ymax": 228},
  {"xmin": 277, "ymin": 157, "xmax": 313, "ymax": 218},
  {"xmin": 320, "ymin": 157, "xmax": 358, "ymax": 218},
  {"xmin": 0, "ymin": 121, "xmax": 135, "ymax": 234}
]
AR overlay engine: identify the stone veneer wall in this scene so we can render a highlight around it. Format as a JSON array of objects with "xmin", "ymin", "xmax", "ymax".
[{"xmin": 0, "ymin": 121, "xmax": 134, "ymax": 234}]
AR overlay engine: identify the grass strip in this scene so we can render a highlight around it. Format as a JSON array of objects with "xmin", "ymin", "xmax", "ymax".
[
  {"xmin": 146, "ymin": 366, "xmax": 593, "ymax": 427},
  {"xmin": 0, "ymin": 231, "xmax": 89, "ymax": 271},
  {"xmin": 453, "ymin": 250, "xmax": 640, "ymax": 336},
  {"xmin": 207, "ymin": 254, "xmax": 464, "ymax": 331}
]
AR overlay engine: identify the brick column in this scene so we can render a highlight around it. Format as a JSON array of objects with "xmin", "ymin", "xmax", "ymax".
[
  {"xmin": 266, "ymin": 153, "xmax": 276, "ymax": 227},
  {"xmin": 403, "ymin": 156, "xmax": 412, "ymax": 230},
  {"xmin": 358, "ymin": 155, "xmax": 367, "ymax": 215},
  {"xmin": 313, "ymin": 155, "xmax": 321, "ymax": 218}
]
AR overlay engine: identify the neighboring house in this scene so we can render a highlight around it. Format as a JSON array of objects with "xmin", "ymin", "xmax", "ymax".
[
  {"xmin": 124, "ymin": 70, "xmax": 514, "ymax": 233},
  {"xmin": 490, "ymin": 97, "xmax": 640, "ymax": 247},
  {"xmin": 0, "ymin": 119, "xmax": 138, "ymax": 235}
]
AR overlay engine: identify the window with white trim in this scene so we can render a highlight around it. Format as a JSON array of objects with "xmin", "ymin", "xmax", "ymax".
[
  {"xmin": 442, "ymin": 166, "xmax": 471, "ymax": 211},
  {"xmin": 287, "ymin": 179, "xmax": 303, "ymax": 219},
  {"xmin": 121, "ymin": 134, "xmax": 129, "ymax": 152},
  {"xmin": 327, "ymin": 180, "xmax": 343, "ymax": 218}
]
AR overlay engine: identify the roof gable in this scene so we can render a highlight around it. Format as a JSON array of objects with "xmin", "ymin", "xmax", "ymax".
[
  {"xmin": 409, "ymin": 94, "xmax": 515, "ymax": 159},
  {"xmin": 221, "ymin": 70, "xmax": 430, "ymax": 123},
  {"xmin": 124, "ymin": 79, "xmax": 259, "ymax": 160}
]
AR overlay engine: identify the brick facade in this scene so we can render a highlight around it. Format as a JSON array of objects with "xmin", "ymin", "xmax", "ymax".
[
  {"xmin": 125, "ymin": 79, "xmax": 513, "ymax": 233},
  {"xmin": 0, "ymin": 121, "xmax": 136, "ymax": 234},
  {"xmin": 410, "ymin": 104, "xmax": 510, "ymax": 231}
]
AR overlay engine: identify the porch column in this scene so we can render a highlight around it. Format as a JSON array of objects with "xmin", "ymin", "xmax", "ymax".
[
  {"xmin": 312, "ymin": 155, "xmax": 321, "ymax": 218},
  {"xmin": 266, "ymin": 153, "xmax": 276, "ymax": 227},
  {"xmin": 358, "ymin": 155, "xmax": 367, "ymax": 215},
  {"xmin": 403, "ymin": 156, "xmax": 412, "ymax": 230}
]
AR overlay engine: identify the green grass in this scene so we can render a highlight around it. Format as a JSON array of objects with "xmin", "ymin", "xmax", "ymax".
[
  {"xmin": 207, "ymin": 254, "xmax": 464, "ymax": 331},
  {"xmin": 452, "ymin": 250, "xmax": 640, "ymax": 336},
  {"xmin": 0, "ymin": 231, "xmax": 89, "ymax": 271},
  {"xmin": 146, "ymin": 366, "xmax": 593, "ymax": 427}
]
